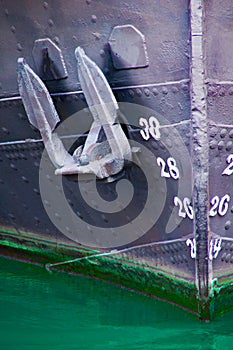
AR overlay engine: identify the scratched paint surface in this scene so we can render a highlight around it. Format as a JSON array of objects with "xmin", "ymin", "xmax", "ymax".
[
  {"xmin": 0, "ymin": 256, "xmax": 233, "ymax": 350},
  {"xmin": 205, "ymin": 0, "xmax": 233, "ymax": 281}
]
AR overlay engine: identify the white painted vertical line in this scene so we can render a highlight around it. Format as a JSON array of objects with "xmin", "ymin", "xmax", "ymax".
[{"xmin": 190, "ymin": 0, "xmax": 211, "ymax": 309}]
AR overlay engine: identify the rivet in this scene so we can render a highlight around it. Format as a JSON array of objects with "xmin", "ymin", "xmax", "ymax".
[
  {"xmin": 66, "ymin": 226, "xmax": 72, "ymax": 233},
  {"xmin": 218, "ymin": 141, "xmax": 224, "ymax": 150},
  {"xmin": 20, "ymin": 152, "xmax": 27, "ymax": 160},
  {"xmin": 99, "ymin": 49, "xmax": 105, "ymax": 57},
  {"xmin": 22, "ymin": 176, "xmax": 29, "ymax": 183},
  {"xmin": 12, "ymin": 152, "xmax": 18, "ymax": 160},
  {"xmin": 67, "ymin": 199, "xmax": 74, "ymax": 207},
  {"xmin": 33, "ymin": 188, "xmax": 40, "ymax": 195},
  {"xmin": 160, "ymin": 142, "xmax": 165, "ymax": 150},
  {"xmin": 17, "ymin": 43, "xmax": 23, "ymax": 51},
  {"xmin": 144, "ymin": 88, "xmax": 150, "ymax": 96},
  {"xmin": 221, "ymin": 252, "xmax": 226, "ymax": 261},
  {"xmin": 209, "ymin": 126, "xmax": 218, "ymax": 137},
  {"xmin": 226, "ymin": 141, "xmax": 233, "ymax": 151},
  {"xmin": 162, "ymin": 87, "xmax": 168, "ymax": 95},
  {"xmin": 43, "ymin": 2, "xmax": 49, "ymax": 9},
  {"xmin": 92, "ymin": 32, "xmax": 101, "ymax": 40},
  {"xmin": 54, "ymin": 36, "xmax": 60, "ymax": 45},
  {"xmin": 91, "ymin": 15, "xmax": 97, "ymax": 23},
  {"xmin": 152, "ymin": 141, "xmax": 159, "ymax": 150},
  {"xmin": 43, "ymin": 200, "xmax": 50, "ymax": 207},
  {"xmin": 34, "ymin": 216, "xmax": 40, "ymax": 223},
  {"xmin": 172, "ymin": 243, "xmax": 179, "ymax": 252},
  {"xmin": 11, "ymin": 144, "xmax": 17, "ymax": 151},
  {"xmin": 8, "ymin": 213, "xmax": 15, "ymax": 220},
  {"xmin": 171, "ymin": 86, "xmax": 179, "ymax": 93},
  {"xmin": 76, "ymin": 211, "xmax": 83, "ymax": 219},
  {"xmin": 219, "ymin": 88, "xmax": 225, "ymax": 96},
  {"xmin": 91, "ymin": 200, "xmax": 97, "ymax": 208},
  {"xmin": 220, "ymin": 128, "xmax": 227, "ymax": 138},
  {"xmin": 225, "ymin": 253, "xmax": 231, "ymax": 263},
  {"xmin": 208, "ymin": 87, "xmax": 217, "ymax": 97},
  {"xmin": 170, "ymin": 256, "xmax": 175, "ymax": 264},
  {"xmin": 10, "ymin": 163, "xmax": 17, "ymax": 170},
  {"xmin": 48, "ymin": 19, "xmax": 54, "ymax": 27},
  {"xmin": 56, "ymin": 185, "xmax": 62, "ymax": 193},
  {"xmin": 159, "ymin": 245, "xmax": 165, "ymax": 253},
  {"xmin": 128, "ymin": 89, "xmax": 134, "ymax": 97},
  {"xmin": 229, "ymin": 130, "xmax": 233, "ymax": 138},
  {"xmin": 178, "ymin": 255, "xmax": 183, "ymax": 263},
  {"xmin": 181, "ymin": 84, "xmax": 188, "ymax": 91},
  {"xmin": 54, "ymin": 212, "xmax": 61, "ymax": 220},
  {"xmin": 11, "ymin": 25, "xmax": 16, "ymax": 33},
  {"xmin": 169, "ymin": 244, "xmax": 176, "ymax": 253},
  {"xmin": 2, "ymin": 127, "xmax": 9, "ymax": 134},
  {"xmin": 225, "ymin": 221, "xmax": 231, "ymax": 230},
  {"xmin": 7, "ymin": 153, "xmax": 14, "ymax": 160},
  {"xmin": 126, "ymin": 215, "xmax": 131, "ymax": 222},
  {"xmin": 152, "ymin": 87, "xmax": 159, "ymax": 96},
  {"xmin": 221, "ymin": 241, "xmax": 226, "ymax": 249},
  {"xmin": 46, "ymin": 174, "xmax": 52, "ymax": 182},
  {"xmin": 229, "ymin": 87, "xmax": 233, "ymax": 96},
  {"xmin": 136, "ymin": 88, "xmax": 142, "ymax": 97}
]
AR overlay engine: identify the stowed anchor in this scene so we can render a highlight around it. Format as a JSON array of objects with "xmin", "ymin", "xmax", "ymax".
[{"xmin": 18, "ymin": 47, "xmax": 136, "ymax": 179}]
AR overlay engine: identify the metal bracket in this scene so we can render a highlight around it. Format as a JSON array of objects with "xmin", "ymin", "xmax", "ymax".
[
  {"xmin": 108, "ymin": 25, "xmax": 149, "ymax": 69},
  {"xmin": 32, "ymin": 38, "xmax": 68, "ymax": 81},
  {"xmin": 18, "ymin": 47, "xmax": 134, "ymax": 179}
]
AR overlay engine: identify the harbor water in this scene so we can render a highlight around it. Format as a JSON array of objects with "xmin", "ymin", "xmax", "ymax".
[{"xmin": 0, "ymin": 256, "xmax": 233, "ymax": 350}]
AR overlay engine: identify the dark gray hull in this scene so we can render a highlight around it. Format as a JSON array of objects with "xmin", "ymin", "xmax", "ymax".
[{"xmin": 1, "ymin": 0, "xmax": 233, "ymax": 319}]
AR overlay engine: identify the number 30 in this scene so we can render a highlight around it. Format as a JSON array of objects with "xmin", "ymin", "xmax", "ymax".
[{"xmin": 139, "ymin": 116, "xmax": 161, "ymax": 141}]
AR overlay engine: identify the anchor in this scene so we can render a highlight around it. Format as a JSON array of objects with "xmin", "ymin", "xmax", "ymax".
[{"xmin": 18, "ymin": 47, "xmax": 137, "ymax": 180}]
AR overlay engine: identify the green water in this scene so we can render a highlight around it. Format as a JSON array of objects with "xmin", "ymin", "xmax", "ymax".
[{"xmin": 0, "ymin": 257, "xmax": 232, "ymax": 350}]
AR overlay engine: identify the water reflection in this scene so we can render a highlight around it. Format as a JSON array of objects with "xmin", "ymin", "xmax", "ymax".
[{"xmin": 0, "ymin": 257, "xmax": 232, "ymax": 350}]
